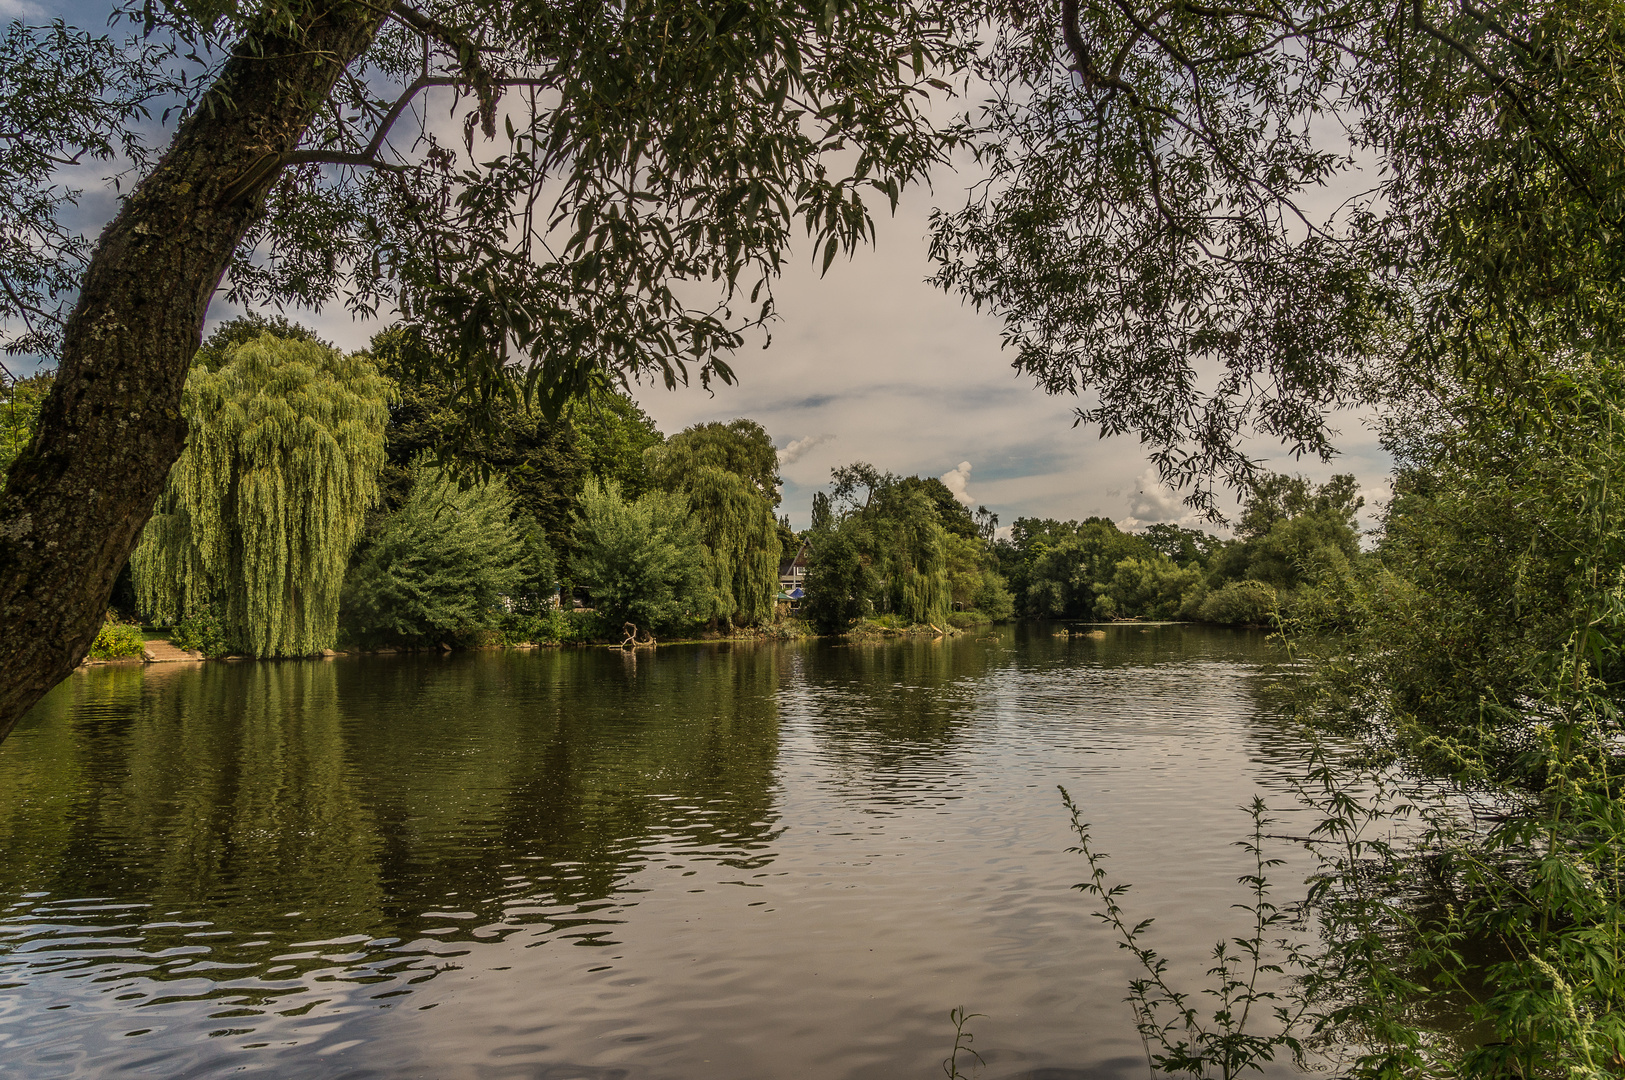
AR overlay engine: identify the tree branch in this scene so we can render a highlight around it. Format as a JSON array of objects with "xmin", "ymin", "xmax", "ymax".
[
  {"xmin": 222, "ymin": 74, "xmax": 457, "ymax": 203},
  {"xmin": 389, "ymin": 0, "xmax": 508, "ymax": 140},
  {"xmin": 1411, "ymin": 0, "xmax": 1593, "ymax": 200}
]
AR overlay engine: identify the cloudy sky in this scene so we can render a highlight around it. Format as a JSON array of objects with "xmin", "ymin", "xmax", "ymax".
[{"xmin": 13, "ymin": 3, "xmax": 1393, "ymax": 535}]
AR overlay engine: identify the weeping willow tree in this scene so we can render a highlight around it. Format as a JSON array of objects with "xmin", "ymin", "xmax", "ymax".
[
  {"xmin": 805, "ymin": 463, "xmax": 952, "ymax": 628},
  {"xmin": 867, "ymin": 491, "xmax": 951, "ymax": 626},
  {"xmin": 646, "ymin": 420, "xmax": 781, "ymax": 629},
  {"xmin": 132, "ymin": 333, "xmax": 391, "ymax": 656}
]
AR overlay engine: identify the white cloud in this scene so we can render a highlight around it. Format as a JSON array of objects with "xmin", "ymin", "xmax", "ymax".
[
  {"xmin": 1122, "ymin": 468, "xmax": 1189, "ymax": 526},
  {"xmin": 777, "ymin": 433, "xmax": 835, "ymax": 465},
  {"xmin": 940, "ymin": 461, "xmax": 977, "ymax": 507}
]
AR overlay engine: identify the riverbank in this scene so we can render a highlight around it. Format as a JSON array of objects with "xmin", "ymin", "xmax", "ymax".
[{"xmin": 88, "ymin": 613, "xmax": 985, "ymax": 666}]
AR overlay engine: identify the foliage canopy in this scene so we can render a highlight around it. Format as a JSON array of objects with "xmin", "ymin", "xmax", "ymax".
[
  {"xmin": 930, "ymin": 0, "xmax": 1625, "ymax": 505},
  {"xmin": 5, "ymin": 0, "xmax": 977, "ymax": 403}
]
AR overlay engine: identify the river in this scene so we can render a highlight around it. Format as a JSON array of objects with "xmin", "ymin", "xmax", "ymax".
[{"xmin": 0, "ymin": 624, "xmax": 1319, "ymax": 1079}]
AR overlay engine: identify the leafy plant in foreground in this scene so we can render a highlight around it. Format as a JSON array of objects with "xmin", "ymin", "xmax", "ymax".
[
  {"xmin": 943, "ymin": 1006, "xmax": 985, "ymax": 1080},
  {"xmin": 1062, "ymin": 787, "xmax": 1312, "ymax": 1079}
]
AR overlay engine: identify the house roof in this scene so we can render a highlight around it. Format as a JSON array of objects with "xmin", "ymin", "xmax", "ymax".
[{"xmin": 777, "ymin": 539, "xmax": 811, "ymax": 577}]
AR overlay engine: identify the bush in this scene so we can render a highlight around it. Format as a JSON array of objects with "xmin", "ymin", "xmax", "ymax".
[
  {"xmin": 171, "ymin": 605, "xmax": 230, "ymax": 656},
  {"xmin": 972, "ymin": 570, "xmax": 1016, "ymax": 621},
  {"xmin": 565, "ymin": 610, "xmax": 611, "ymax": 642},
  {"xmin": 1176, "ymin": 579, "xmax": 1210, "ymax": 620},
  {"xmin": 89, "ymin": 616, "xmax": 145, "ymax": 659},
  {"xmin": 1195, "ymin": 580, "xmax": 1277, "ymax": 626},
  {"xmin": 341, "ymin": 461, "xmax": 525, "ymax": 646},
  {"xmin": 500, "ymin": 607, "xmax": 572, "ymax": 645},
  {"xmin": 569, "ymin": 479, "xmax": 710, "ymax": 635}
]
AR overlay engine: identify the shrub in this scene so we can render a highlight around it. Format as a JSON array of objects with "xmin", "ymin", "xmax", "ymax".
[
  {"xmin": 1195, "ymin": 579, "xmax": 1277, "ymax": 626},
  {"xmin": 567, "ymin": 610, "xmax": 611, "ymax": 642},
  {"xmin": 89, "ymin": 616, "xmax": 145, "ymax": 660},
  {"xmin": 500, "ymin": 607, "xmax": 572, "ymax": 645},
  {"xmin": 171, "ymin": 605, "xmax": 230, "ymax": 656},
  {"xmin": 341, "ymin": 461, "xmax": 525, "ymax": 647}
]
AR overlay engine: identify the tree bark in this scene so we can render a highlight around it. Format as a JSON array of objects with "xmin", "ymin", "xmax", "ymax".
[{"xmin": 0, "ymin": 2, "xmax": 388, "ymax": 743}]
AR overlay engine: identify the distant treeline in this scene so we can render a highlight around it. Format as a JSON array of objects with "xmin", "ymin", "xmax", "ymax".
[
  {"xmin": 990, "ymin": 472, "xmax": 1365, "ymax": 629},
  {"xmin": 787, "ymin": 459, "xmax": 1365, "ymax": 634}
]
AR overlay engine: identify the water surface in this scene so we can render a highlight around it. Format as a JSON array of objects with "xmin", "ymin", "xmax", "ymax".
[{"xmin": 0, "ymin": 625, "xmax": 1314, "ymax": 1079}]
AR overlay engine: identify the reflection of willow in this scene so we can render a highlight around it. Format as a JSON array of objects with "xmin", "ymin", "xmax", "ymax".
[
  {"xmin": 0, "ymin": 674, "xmax": 99, "ymax": 892},
  {"xmin": 0, "ymin": 662, "xmax": 393, "ymax": 996},
  {"xmin": 799, "ymin": 637, "xmax": 999, "ymax": 776},
  {"xmin": 338, "ymin": 646, "xmax": 785, "ymax": 922},
  {"xmin": 2, "ymin": 650, "xmax": 786, "ymax": 993},
  {"xmin": 125, "ymin": 661, "xmax": 391, "ymax": 941}
]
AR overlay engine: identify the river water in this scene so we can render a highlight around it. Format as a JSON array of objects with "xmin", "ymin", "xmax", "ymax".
[{"xmin": 0, "ymin": 625, "xmax": 1320, "ymax": 1080}]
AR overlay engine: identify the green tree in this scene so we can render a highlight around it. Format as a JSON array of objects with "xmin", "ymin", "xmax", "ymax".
[
  {"xmin": 1139, "ymin": 523, "xmax": 1222, "ymax": 568},
  {"xmin": 647, "ymin": 420, "xmax": 782, "ymax": 628},
  {"xmin": 1208, "ymin": 473, "xmax": 1363, "ymax": 598},
  {"xmin": 0, "ymin": 372, "xmax": 50, "ymax": 479},
  {"xmin": 0, "ymin": 0, "xmax": 977, "ymax": 738},
  {"xmin": 810, "ymin": 490, "xmax": 835, "ymax": 533},
  {"xmin": 801, "ymin": 528, "xmax": 873, "ymax": 634},
  {"xmin": 944, "ymin": 529, "xmax": 1014, "ymax": 620},
  {"xmin": 564, "ymin": 392, "xmax": 665, "ymax": 505},
  {"xmin": 370, "ymin": 325, "xmax": 587, "ymax": 549},
  {"xmin": 1234, "ymin": 473, "xmax": 1363, "ymax": 542},
  {"xmin": 570, "ymin": 479, "xmax": 709, "ymax": 636},
  {"xmin": 1094, "ymin": 556, "xmax": 1201, "ymax": 621},
  {"xmin": 1272, "ymin": 370, "xmax": 1625, "ymax": 1077},
  {"xmin": 340, "ymin": 461, "xmax": 528, "ymax": 646},
  {"xmin": 806, "ymin": 464, "xmax": 952, "ymax": 628},
  {"xmin": 650, "ymin": 420, "xmax": 780, "ymax": 503},
  {"xmin": 1344, "ymin": 369, "xmax": 1625, "ymax": 777},
  {"xmin": 898, "ymin": 475, "xmax": 977, "ymax": 539},
  {"xmin": 1022, "ymin": 518, "xmax": 1155, "ymax": 620},
  {"xmin": 131, "ymin": 333, "xmax": 391, "ymax": 657},
  {"xmin": 775, "ymin": 515, "xmax": 798, "ymax": 559},
  {"xmin": 196, "ymin": 313, "xmax": 324, "ymax": 371}
]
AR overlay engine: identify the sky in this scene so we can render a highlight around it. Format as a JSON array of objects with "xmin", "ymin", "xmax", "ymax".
[{"xmin": 12, "ymin": 0, "xmax": 1395, "ymax": 536}]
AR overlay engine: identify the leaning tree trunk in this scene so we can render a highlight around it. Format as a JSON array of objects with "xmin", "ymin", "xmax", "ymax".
[{"xmin": 0, "ymin": 3, "xmax": 387, "ymax": 744}]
